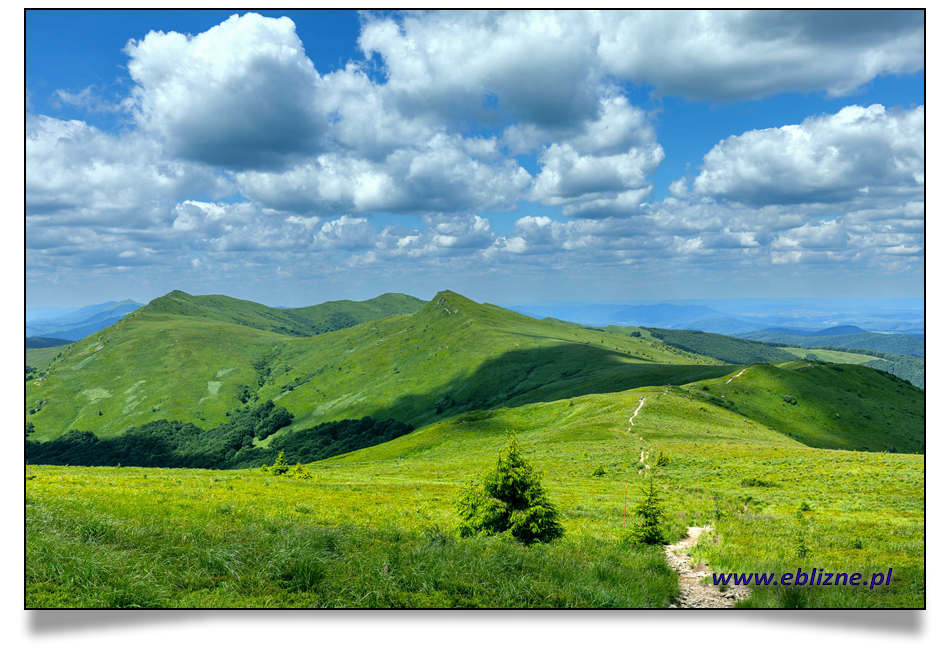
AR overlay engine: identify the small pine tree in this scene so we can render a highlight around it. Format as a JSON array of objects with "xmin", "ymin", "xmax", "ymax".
[
  {"xmin": 628, "ymin": 476, "xmax": 667, "ymax": 545},
  {"xmin": 270, "ymin": 451, "xmax": 289, "ymax": 476},
  {"xmin": 457, "ymin": 434, "xmax": 564, "ymax": 545},
  {"xmin": 289, "ymin": 462, "xmax": 312, "ymax": 479}
]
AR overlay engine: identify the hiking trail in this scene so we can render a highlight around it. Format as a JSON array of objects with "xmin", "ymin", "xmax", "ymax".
[{"xmin": 665, "ymin": 526, "xmax": 750, "ymax": 608}]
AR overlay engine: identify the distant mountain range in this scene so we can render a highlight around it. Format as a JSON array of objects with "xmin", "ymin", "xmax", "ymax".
[
  {"xmin": 26, "ymin": 300, "xmax": 144, "ymax": 341},
  {"xmin": 504, "ymin": 299, "xmax": 923, "ymax": 338}
]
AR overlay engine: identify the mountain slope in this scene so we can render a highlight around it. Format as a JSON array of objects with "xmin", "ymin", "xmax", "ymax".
[
  {"xmin": 142, "ymin": 290, "xmax": 425, "ymax": 337},
  {"xmin": 738, "ymin": 329, "xmax": 924, "ymax": 358},
  {"xmin": 681, "ymin": 361, "xmax": 924, "ymax": 453},
  {"xmin": 644, "ymin": 328, "xmax": 799, "ymax": 365},
  {"xmin": 25, "ymin": 290, "xmax": 730, "ymax": 441}
]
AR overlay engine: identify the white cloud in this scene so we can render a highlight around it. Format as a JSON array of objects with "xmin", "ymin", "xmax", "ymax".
[
  {"xmin": 596, "ymin": 10, "xmax": 923, "ymax": 100},
  {"xmin": 237, "ymin": 133, "xmax": 531, "ymax": 216},
  {"xmin": 692, "ymin": 104, "xmax": 924, "ymax": 206},
  {"xmin": 26, "ymin": 114, "xmax": 228, "ymax": 224},
  {"xmin": 124, "ymin": 13, "xmax": 327, "ymax": 169}
]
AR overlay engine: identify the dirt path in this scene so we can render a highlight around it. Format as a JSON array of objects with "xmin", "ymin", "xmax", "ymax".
[
  {"xmin": 665, "ymin": 526, "xmax": 750, "ymax": 608},
  {"xmin": 725, "ymin": 367, "xmax": 749, "ymax": 384},
  {"xmin": 628, "ymin": 397, "xmax": 645, "ymax": 426}
]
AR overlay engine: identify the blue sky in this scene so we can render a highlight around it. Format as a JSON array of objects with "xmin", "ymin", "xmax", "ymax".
[{"xmin": 25, "ymin": 9, "xmax": 925, "ymax": 308}]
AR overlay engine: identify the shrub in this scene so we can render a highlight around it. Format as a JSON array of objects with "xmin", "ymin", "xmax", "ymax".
[
  {"xmin": 782, "ymin": 394, "xmax": 797, "ymax": 405},
  {"xmin": 591, "ymin": 464, "xmax": 607, "ymax": 477},
  {"xmin": 655, "ymin": 451, "xmax": 670, "ymax": 467},
  {"xmin": 626, "ymin": 477, "xmax": 667, "ymax": 545},
  {"xmin": 456, "ymin": 434, "xmax": 564, "ymax": 545},
  {"xmin": 741, "ymin": 477, "xmax": 778, "ymax": 488},
  {"xmin": 289, "ymin": 462, "xmax": 312, "ymax": 479},
  {"xmin": 269, "ymin": 451, "xmax": 289, "ymax": 476}
]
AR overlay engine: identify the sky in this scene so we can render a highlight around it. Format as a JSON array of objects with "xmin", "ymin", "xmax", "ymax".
[{"xmin": 24, "ymin": 9, "xmax": 925, "ymax": 308}]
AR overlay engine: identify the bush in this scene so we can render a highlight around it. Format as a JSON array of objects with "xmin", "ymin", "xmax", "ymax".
[
  {"xmin": 268, "ymin": 451, "xmax": 289, "ymax": 476},
  {"xmin": 457, "ymin": 434, "xmax": 564, "ymax": 545},
  {"xmin": 591, "ymin": 464, "xmax": 607, "ymax": 477},
  {"xmin": 741, "ymin": 477, "xmax": 778, "ymax": 488},
  {"xmin": 626, "ymin": 477, "xmax": 668, "ymax": 545},
  {"xmin": 289, "ymin": 462, "xmax": 312, "ymax": 479}
]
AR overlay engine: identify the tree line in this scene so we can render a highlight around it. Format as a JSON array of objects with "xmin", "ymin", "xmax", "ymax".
[{"xmin": 25, "ymin": 400, "xmax": 412, "ymax": 469}]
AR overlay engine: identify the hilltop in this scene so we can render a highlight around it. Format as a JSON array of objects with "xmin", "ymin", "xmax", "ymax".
[
  {"xmin": 143, "ymin": 290, "xmax": 425, "ymax": 337},
  {"xmin": 25, "ymin": 289, "xmax": 730, "ymax": 441},
  {"xmin": 25, "ymin": 289, "xmax": 923, "ymax": 456}
]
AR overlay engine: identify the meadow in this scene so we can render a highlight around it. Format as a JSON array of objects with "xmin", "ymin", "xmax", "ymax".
[
  {"xmin": 26, "ymin": 379, "xmax": 923, "ymax": 608},
  {"xmin": 25, "ymin": 291, "xmax": 924, "ymax": 608}
]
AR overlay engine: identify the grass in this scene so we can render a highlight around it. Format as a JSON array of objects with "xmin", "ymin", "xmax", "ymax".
[
  {"xmin": 780, "ymin": 348, "xmax": 882, "ymax": 364},
  {"xmin": 26, "ymin": 342, "xmax": 71, "ymax": 370},
  {"xmin": 26, "ymin": 459, "xmax": 677, "ymax": 608},
  {"xmin": 27, "ymin": 290, "xmax": 729, "ymax": 440},
  {"xmin": 26, "ymin": 378, "xmax": 923, "ymax": 608},
  {"xmin": 24, "ymin": 289, "xmax": 924, "ymax": 608}
]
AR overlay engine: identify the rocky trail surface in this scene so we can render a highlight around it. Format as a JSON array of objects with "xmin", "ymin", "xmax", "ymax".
[{"xmin": 665, "ymin": 526, "xmax": 750, "ymax": 608}]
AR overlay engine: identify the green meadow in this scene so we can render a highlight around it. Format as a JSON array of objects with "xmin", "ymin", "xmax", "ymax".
[{"xmin": 25, "ymin": 291, "xmax": 925, "ymax": 608}]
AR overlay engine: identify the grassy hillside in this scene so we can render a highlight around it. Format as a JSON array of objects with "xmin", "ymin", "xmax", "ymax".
[
  {"xmin": 143, "ymin": 290, "xmax": 425, "ymax": 337},
  {"xmin": 645, "ymin": 328, "xmax": 798, "ymax": 365},
  {"xmin": 25, "ymin": 291, "xmax": 730, "ymax": 441},
  {"xmin": 27, "ymin": 381, "xmax": 922, "ymax": 608},
  {"xmin": 780, "ymin": 347, "xmax": 924, "ymax": 390},
  {"xmin": 681, "ymin": 361, "xmax": 923, "ymax": 453},
  {"xmin": 739, "ymin": 330, "xmax": 924, "ymax": 359},
  {"xmin": 26, "ymin": 342, "xmax": 71, "ymax": 370}
]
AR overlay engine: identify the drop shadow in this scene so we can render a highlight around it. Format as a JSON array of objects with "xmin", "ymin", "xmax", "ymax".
[{"xmin": 27, "ymin": 605, "xmax": 923, "ymax": 634}]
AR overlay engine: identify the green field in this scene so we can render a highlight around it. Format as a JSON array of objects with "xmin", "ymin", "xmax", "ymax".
[
  {"xmin": 24, "ymin": 290, "xmax": 925, "ymax": 608},
  {"xmin": 26, "ymin": 382, "xmax": 922, "ymax": 608},
  {"xmin": 780, "ymin": 347, "xmax": 882, "ymax": 364}
]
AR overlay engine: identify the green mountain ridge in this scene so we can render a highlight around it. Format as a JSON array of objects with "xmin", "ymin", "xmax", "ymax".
[
  {"xmin": 26, "ymin": 289, "xmax": 727, "ymax": 441},
  {"xmin": 143, "ymin": 290, "xmax": 426, "ymax": 337}
]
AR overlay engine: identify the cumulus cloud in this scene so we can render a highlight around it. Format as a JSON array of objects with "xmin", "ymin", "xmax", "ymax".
[
  {"xmin": 124, "ymin": 13, "xmax": 327, "ymax": 169},
  {"xmin": 26, "ymin": 11, "xmax": 924, "ymax": 302},
  {"xmin": 596, "ymin": 9, "xmax": 923, "ymax": 100},
  {"xmin": 236, "ymin": 133, "xmax": 531, "ymax": 216},
  {"xmin": 691, "ymin": 104, "xmax": 924, "ymax": 206},
  {"xmin": 359, "ymin": 10, "xmax": 603, "ymax": 128},
  {"xmin": 527, "ymin": 96, "xmax": 664, "ymax": 217},
  {"xmin": 26, "ymin": 114, "xmax": 229, "ymax": 224}
]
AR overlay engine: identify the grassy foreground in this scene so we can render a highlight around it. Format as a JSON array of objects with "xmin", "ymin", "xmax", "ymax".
[{"xmin": 26, "ymin": 376, "xmax": 923, "ymax": 608}]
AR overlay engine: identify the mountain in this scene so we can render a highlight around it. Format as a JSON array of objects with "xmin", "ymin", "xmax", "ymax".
[
  {"xmin": 738, "ymin": 329, "xmax": 924, "ymax": 358},
  {"xmin": 25, "ymin": 290, "xmax": 732, "ymax": 441},
  {"xmin": 141, "ymin": 290, "xmax": 426, "ymax": 337},
  {"xmin": 25, "ymin": 289, "xmax": 923, "ymax": 456},
  {"xmin": 26, "ymin": 299, "xmax": 144, "ymax": 341},
  {"xmin": 26, "ymin": 306, "xmax": 75, "ymax": 322},
  {"xmin": 506, "ymin": 302, "xmax": 726, "ymax": 328},
  {"xmin": 674, "ymin": 316, "xmax": 765, "ymax": 336},
  {"xmin": 644, "ymin": 328, "xmax": 799, "ymax": 365},
  {"xmin": 763, "ymin": 325, "xmax": 866, "ymax": 337}
]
